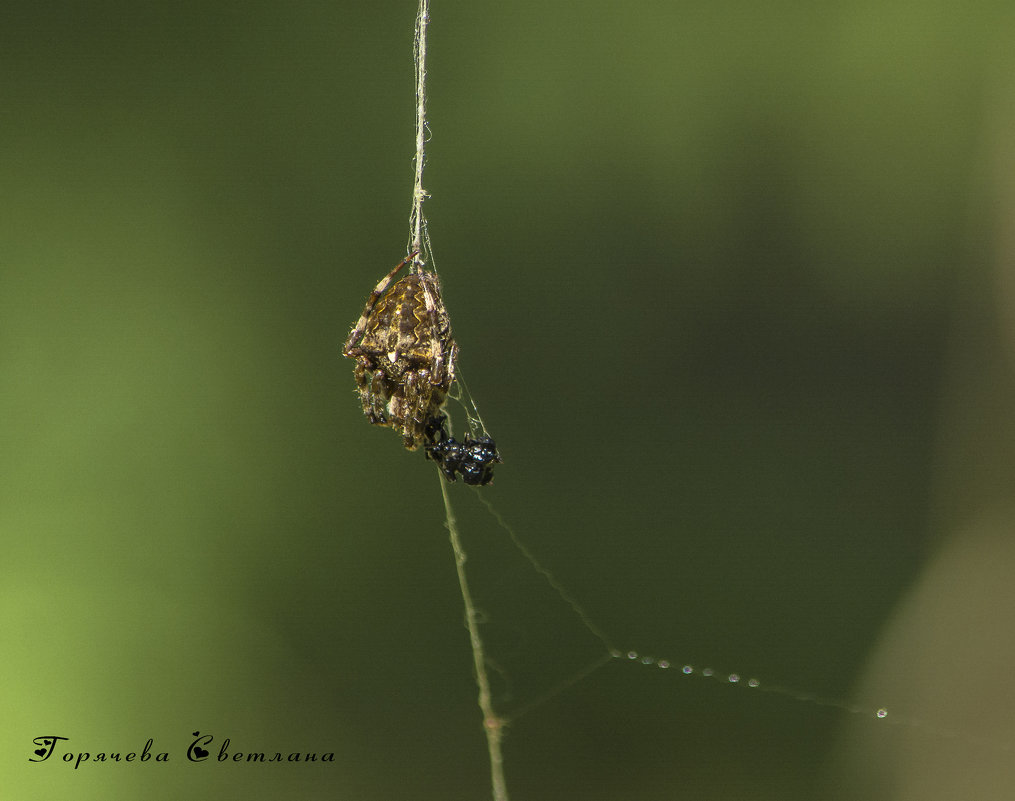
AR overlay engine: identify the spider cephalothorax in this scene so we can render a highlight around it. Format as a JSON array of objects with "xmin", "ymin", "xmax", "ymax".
[{"xmin": 343, "ymin": 253, "xmax": 459, "ymax": 450}]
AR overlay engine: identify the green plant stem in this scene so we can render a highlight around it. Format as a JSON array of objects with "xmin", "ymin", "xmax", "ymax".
[{"xmin": 440, "ymin": 475, "xmax": 510, "ymax": 801}]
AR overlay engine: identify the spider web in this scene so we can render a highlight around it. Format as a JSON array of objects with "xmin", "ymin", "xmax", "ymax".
[
  {"xmin": 445, "ymin": 368, "xmax": 494, "ymax": 441},
  {"xmin": 443, "ymin": 483, "xmax": 1015, "ymax": 796}
]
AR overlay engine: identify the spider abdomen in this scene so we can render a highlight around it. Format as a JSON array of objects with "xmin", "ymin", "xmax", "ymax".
[{"xmin": 343, "ymin": 259, "xmax": 458, "ymax": 450}]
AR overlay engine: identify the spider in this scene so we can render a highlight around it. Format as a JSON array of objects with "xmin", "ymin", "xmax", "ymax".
[{"xmin": 342, "ymin": 252, "xmax": 459, "ymax": 450}]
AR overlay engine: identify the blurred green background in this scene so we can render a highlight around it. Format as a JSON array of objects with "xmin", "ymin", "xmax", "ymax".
[{"xmin": 4, "ymin": 2, "xmax": 1015, "ymax": 799}]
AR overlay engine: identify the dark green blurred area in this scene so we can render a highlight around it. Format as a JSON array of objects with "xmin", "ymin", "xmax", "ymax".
[{"xmin": 2, "ymin": 2, "xmax": 1011, "ymax": 799}]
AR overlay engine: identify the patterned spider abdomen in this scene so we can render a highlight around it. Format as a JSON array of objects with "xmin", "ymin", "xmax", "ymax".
[
  {"xmin": 358, "ymin": 274, "xmax": 449, "ymax": 368},
  {"xmin": 344, "ymin": 261, "xmax": 458, "ymax": 451}
]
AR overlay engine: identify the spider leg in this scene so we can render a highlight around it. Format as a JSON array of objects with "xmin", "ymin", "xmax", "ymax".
[
  {"xmin": 343, "ymin": 251, "xmax": 418, "ymax": 355},
  {"xmin": 363, "ymin": 367, "xmax": 390, "ymax": 424},
  {"xmin": 351, "ymin": 362, "xmax": 388, "ymax": 424},
  {"xmin": 391, "ymin": 370, "xmax": 433, "ymax": 450},
  {"xmin": 444, "ymin": 340, "xmax": 459, "ymax": 385},
  {"xmin": 417, "ymin": 272, "xmax": 457, "ymax": 387}
]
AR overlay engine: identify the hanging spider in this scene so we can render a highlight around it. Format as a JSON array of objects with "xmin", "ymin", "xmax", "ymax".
[
  {"xmin": 342, "ymin": 251, "xmax": 458, "ymax": 450},
  {"xmin": 424, "ymin": 413, "xmax": 501, "ymax": 486}
]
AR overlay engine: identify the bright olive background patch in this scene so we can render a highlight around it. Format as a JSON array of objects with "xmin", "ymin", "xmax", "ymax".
[{"xmin": 3, "ymin": 2, "xmax": 1013, "ymax": 800}]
